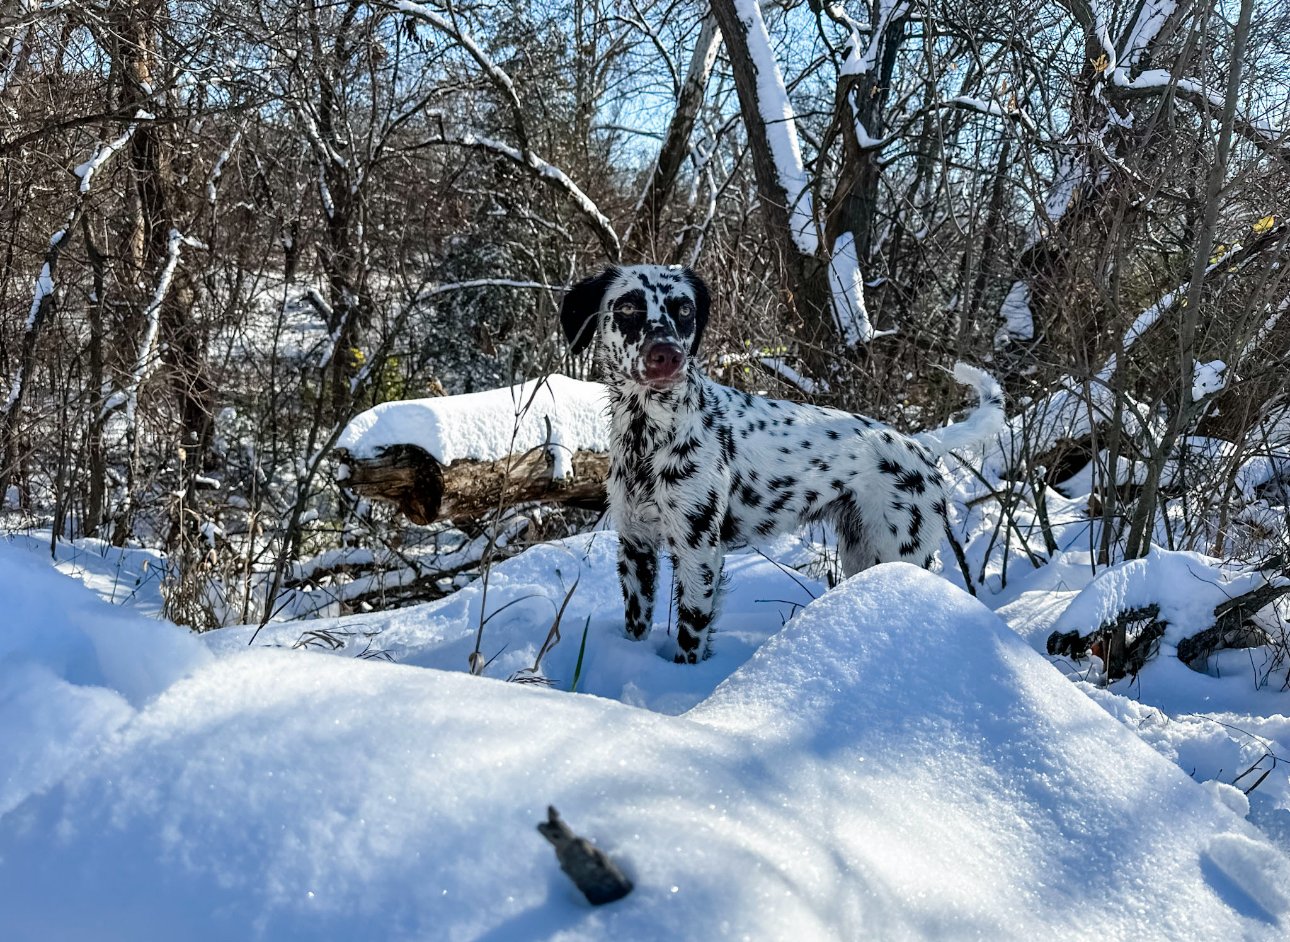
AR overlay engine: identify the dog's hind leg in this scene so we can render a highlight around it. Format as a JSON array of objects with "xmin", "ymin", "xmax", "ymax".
[{"xmin": 832, "ymin": 499, "xmax": 875, "ymax": 579}]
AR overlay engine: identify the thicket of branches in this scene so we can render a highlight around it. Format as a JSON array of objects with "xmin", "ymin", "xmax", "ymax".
[{"xmin": 2, "ymin": 0, "xmax": 1288, "ymax": 624}]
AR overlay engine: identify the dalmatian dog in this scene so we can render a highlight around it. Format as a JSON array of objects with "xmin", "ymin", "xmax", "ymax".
[{"xmin": 562, "ymin": 264, "xmax": 1004, "ymax": 664}]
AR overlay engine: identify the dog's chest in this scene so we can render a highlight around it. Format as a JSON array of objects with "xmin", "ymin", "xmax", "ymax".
[{"xmin": 609, "ymin": 396, "xmax": 723, "ymax": 509}]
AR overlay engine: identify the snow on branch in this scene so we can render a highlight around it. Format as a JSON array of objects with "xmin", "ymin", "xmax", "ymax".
[
  {"xmin": 943, "ymin": 96, "xmax": 1037, "ymax": 134},
  {"xmin": 420, "ymin": 279, "xmax": 562, "ymax": 297},
  {"xmin": 730, "ymin": 0, "xmax": 817, "ymax": 255},
  {"xmin": 3, "ymin": 117, "xmax": 141, "ymax": 421},
  {"xmin": 455, "ymin": 131, "xmax": 621, "ymax": 259},
  {"xmin": 73, "ymin": 113, "xmax": 149, "ymax": 194},
  {"xmin": 828, "ymin": 231, "xmax": 892, "ymax": 345},
  {"xmin": 840, "ymin": 0, "xmax": 909, "ymax": 79},
  {"xmin": 394, "ymin": 1, "xmax": 527, "ymax": 146},
  {"xmin": 1118, "ymin": 0, "xmax": 1178, "ymax": 70},
  {"xmin": 1109, "ymin": 70, "xmax": 1287, "ymax": 159},
  {"xmin": 392, "ymin": 1, "xmax": 620, "ymax": 258},
  {"xmin": 1094, "ymin": 0, "xmax": 1287, "ymax": 163},
  {"xmin": 103, "ymin": 229, "xmax": 204, "ymax": 423},
  {"xmin": 715, "ymin": 350, "xmax": 827, "ymax": 395},
  {"xmin": 293, "ymin": 101, "xmax": 348, "ymax": 169},
  {"xmin": 206, "ymin": 127, "xmax": 243, "ymax": 206}
]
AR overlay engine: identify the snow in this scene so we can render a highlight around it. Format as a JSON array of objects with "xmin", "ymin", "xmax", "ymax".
[
  {"xmin": 995, "ymin": 279, "xmax": 1035, "ymax": 344},
  {"xmin": 4, "ymin": 531, "xmax": 169, "ymax": 617},
  {"xmin": 5, "ymin": 536, "xmax": 1290, "ymax": 939},
  {"xmin": 829, "ymin": 230, "xmax": 883, "ymax": 344},
  {"xmin": 336, "ymin": 373, "xmax": 610, "ymax": 466},
  {"xmin": 1044, "ymin": 548, "xmax": 1269, "ymax": 655},
  {"xmin": 732, "ymin": 0, "xmax": 817, "ymax": 255},
  {"xmin": 73, "ymin": 114, "xmax": 148, "ymax": 194},
  {"xmin": 1193, "ymin": 358, "xmax": 1228, "ymax": 401},
  {"xmin": 0, "ymin": 542, "xmax": 210, "ymax": 818}
]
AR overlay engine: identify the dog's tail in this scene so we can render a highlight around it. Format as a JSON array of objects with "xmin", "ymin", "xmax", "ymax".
[{"xmin": 914, "ymin": 363, "xmax": 1005, "ymax": 455}]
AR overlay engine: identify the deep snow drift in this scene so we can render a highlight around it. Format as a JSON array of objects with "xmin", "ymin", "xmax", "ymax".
[{"xmin": 2, "ymin": 537, "xmax": 1287, "ymax": 940}]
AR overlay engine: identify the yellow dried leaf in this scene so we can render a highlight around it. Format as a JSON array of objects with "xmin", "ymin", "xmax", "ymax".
[
  {"xmin": 1092, "ymin": 53, "xmax": 1109, "ymax": 73},
  {"xmin": 1253, "ymin": 214, "xmax": 1276, "ymax": 234}
]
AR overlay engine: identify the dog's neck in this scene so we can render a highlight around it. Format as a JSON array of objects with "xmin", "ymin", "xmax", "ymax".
[{"xmin": 602, "ymin": 361, "xmax": 706, "ymax": 432}]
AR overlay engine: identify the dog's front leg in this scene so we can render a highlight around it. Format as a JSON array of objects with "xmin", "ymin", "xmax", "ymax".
[
  {"xmin": 671, "ymin": 542, "xmax": 723, "ymax": 663},
  {"xmin": 618, "ymin": 534, "xmax": 659, "ymax": 641}
]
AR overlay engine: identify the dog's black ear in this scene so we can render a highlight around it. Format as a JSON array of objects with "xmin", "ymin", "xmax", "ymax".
[
  {"xmin": 561, "ymin": 267, "xmax": 618, "ymax": 356},
  {"xmin": 682, "ymin": 268, "xmax": 710, "ymax": 355}
]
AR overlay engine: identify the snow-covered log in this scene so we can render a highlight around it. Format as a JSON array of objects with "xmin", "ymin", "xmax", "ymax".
[{"xmin": 334, "ymin": 375, "xmax": 611, "ymax": 523}]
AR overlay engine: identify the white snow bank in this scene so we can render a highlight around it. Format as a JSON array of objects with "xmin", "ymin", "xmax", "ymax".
[
  {"xmin": 0, "ymin": 542, "xmax": 210, "ymax": 816},
  {"xmin": 205, "ymin": 532, "xmax": 825, "ymax": 716},
  {"xmin": 2, "ymin": 556, "xmax": 1286, "ymax": 939},
  {"xmin": 1048, "ymin": 547, "xmax": 1270, "ymax": 651},
  {"xmin": 6, "ymin": 531, "xmax": 168, "ymax": 616},
  {"xmin": 1006, "ymin": 541, "xmax": 1290, "ymax": 712},
  {"xmin": 995, "ymin": 280, "xmax": 1035, "ymax": 344},
  {"xmin": 336, "ymin": 374, "xmax": 610, "ymax": 469}
]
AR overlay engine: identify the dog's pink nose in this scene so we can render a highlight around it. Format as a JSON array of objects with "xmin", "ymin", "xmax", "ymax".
[{"xmin": 644, "ymin": 343, "xmax": 685, "ymax": 380}]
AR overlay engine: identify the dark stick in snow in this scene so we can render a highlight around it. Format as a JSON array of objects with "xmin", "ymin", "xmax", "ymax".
[{"xmin": 536, "ymin": 806, "xmax": 633, "ymax": 905}]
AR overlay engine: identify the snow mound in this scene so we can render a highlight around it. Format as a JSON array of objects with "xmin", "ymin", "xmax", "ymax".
[
  {"xmin": 1048, "ymin": 547, "xmax": 1270, "ymax": 648},
  {"xmin": 335, "ymin": 374, "xmax": 609, "ymax": 468},
  {"xmin": 2, "ymin": 558, "xmax": 1285, "ymax": 939},
  {"xmin": 0, "ymin": 542, "xmax": 210, "ymax": 816}
]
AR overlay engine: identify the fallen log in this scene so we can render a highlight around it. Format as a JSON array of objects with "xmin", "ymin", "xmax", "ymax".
[
  {"xmin": 335, "ymin": 442, "xmax": 609, "ymax": 525},
  {"xmin": 1176, "ymin": 581, "xmax": 1290, "ymax": 668}
]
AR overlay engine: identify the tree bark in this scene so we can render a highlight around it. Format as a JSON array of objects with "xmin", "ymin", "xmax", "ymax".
[{"xmin": 708, "ymin": 0, "xmax": 833, "ymax": 358}]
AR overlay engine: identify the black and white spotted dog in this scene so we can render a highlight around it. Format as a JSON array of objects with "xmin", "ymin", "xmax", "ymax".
[{"xmin": 562, "ymin": 264, "xmax": 1004, "ymax": 664}]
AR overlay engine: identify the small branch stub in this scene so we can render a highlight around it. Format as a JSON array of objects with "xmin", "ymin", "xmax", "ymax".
[{"xmin": 537, "ymin": 806, "xmax": 633, "ymax": 905}]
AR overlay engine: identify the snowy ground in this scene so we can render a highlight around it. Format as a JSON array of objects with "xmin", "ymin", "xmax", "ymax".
[
  {"xmin": 4, "ymin": 372, "xmax": 1289, "ymax": 939},
  {"xmin": 3, "ymin": 522, "xmax": 1290, "ymax": 939}
]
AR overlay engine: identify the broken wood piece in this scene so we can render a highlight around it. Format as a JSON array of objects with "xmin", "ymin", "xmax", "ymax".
[
  {"xmin": 537, "ymin": 805, "xmax": 633, "ymax": 905},
  {"xmin": 335, "ymin": 443, "xmax": 608, "ymax": 525},
  {"xmin": 1046, "ymin": 604, "xmax": 1165, "ymax": 680},
  {"xmin": 1176, "ymin": 581, "xmax": 1290, "ymax": 668}
]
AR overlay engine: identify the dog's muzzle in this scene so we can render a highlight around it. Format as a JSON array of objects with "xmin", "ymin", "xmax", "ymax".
[{"xmin": 642, "ymin": 341, "xmax": 685, "ymax": 386}]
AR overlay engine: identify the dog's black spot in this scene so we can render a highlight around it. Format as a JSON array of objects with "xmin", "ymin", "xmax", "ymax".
[
  {"xmin": 895, "ymin": 468, "xmax": 926, "ymax": 494},
  {"xmin": 718, "ymin": 425, "xmax": 737, "ymax": 463},
  {"xmin": 687, "ymin": 489, "xmax": 722, "ymax": 548}
]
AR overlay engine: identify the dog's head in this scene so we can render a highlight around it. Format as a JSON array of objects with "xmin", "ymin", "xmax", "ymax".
[{"xmin": 561, "ymin": 264, "xmax": 710, "ymax": 391}]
